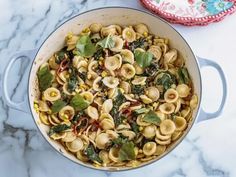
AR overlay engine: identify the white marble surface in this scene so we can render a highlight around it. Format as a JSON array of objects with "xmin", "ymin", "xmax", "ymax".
[{"xmin": 0, "ymin": 0, "xmax": 236, "ymax": 177}]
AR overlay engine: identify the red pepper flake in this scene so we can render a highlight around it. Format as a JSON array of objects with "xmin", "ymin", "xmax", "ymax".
[
  {"xmin": 57, "ymin": 59, "xmax": 69, "ymax": 75},
  {"xmin": 125, "ymin": 41, "xmax": 129, "ymax": 49},
  {"xmin": 90, "ymin": 120, "xmax": 100, "ymax": 132}
]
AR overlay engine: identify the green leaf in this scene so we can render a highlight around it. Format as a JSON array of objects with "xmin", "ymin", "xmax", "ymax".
[
  {"xmin": 131, "ymin": 122, "xmax": 140, "ymax": 134},
  {"xmin": 68, "ymin": 66, "xmax": 78, "ymax": 93},
  {"xmin": 85, "ymin": 144, "xmax": 103, "ymax": 163},
  {"xmin": 96, "ymin": 35, "xmax": 115, "ymax": 49},
  {"xmin": 112, "ymin": 136, "xmax": 128, "ymax": 147},
  {"xmin": 156, "ymin": 73, "xmax": 175, "ymax": 92},
  {"xmin": 49, "ymin": 124, "xmax": 71, "ymax": 136},
  {"xmin": 37, "ymin": 66, "xmax": 53, "ymax": 91},
  {"xmin": 51, "ymin": 100, "xmax": 66, "ymax": 114},
  {"xmin": 134, "ymin": 108, "xmax": 149, "ymax": 115},
  {"xmin": 143, "ymin": 111, "xmax": 161, "ymax": 125},
  {"xmin": 70, "ymin": 93, "xmax": 89, "ymax": 111},
  {"xmin": 76, "ymin": 35, "xmax": 96, "ymax": 57},
  {"xmin": 129, "ymin": 38, "xmax": 146, "ymax": 51},
  {"xmin": 134, "ymin": 50, "xmax": 153, "ymax": 68},
  {"xmin": 119, "ymin": 142, "xmax": 135, "ymax": 161},
  {"xmin": 178, "ymin": 67, "xmax": 190, "ymax": 84},
  {"xmin": 131, "ymin": 85, "xmax": 145, "ymax": 94}
]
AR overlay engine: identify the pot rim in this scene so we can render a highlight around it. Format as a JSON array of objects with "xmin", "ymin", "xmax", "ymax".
[{"xmin": 27, "ymin": 6, "xmax": 202, "ymax": 172}]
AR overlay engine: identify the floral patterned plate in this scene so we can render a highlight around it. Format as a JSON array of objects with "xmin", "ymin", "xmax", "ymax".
[{"xmin": 140, "ymin": 0, "xmax": 236, "ymax": 25}]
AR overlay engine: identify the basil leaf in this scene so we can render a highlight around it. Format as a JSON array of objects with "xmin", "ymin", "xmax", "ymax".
[
  {"xmin": 119, "ymin": 142, "xmax": 135, "ymax": 161},
  {"xmin": 96, "ymin": 35, "xmax": 115, "ymax": 49},
  {"xmin": 85, "ymin": 144, "xmax": 103, "ymax": 163},
  {"xmin": 76, "ymin": 35, "xmax": 96, "ymax": 57},
  {"xmin": 178, "ymin": 67, "xmax": 190, "ymax": 84},
  {"xmin": 143, "ymin": 111, "xmax": 161, "ymax": 125},
  {"xmin": 49, "ymin": 124, "xmax": 71, "ymax": 136},
  {"xmin": 134, "ymin": 108, "xmax": 149, "ymax": 115},
  {"xmin": 37, "ymin": 66, "xmax": 53, "ymax": 91},
  {"xmin": 51, "ymin": 100, "xmax": 66, "ymax": 114},
  {"xmin": 70, "ymin": 93, "xmax": 89, "ymax": 111},
  {"xmin": 134, "ymin": 50, "xmax": 153, "ymax": 68}
]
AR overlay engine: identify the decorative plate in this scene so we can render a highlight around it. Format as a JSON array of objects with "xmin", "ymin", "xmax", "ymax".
[{"xmin": 140, "ymin": 0, "xmax": 236, "ymax": 26}]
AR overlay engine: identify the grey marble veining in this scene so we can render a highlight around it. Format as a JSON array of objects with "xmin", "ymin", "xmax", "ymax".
[{"xmin": 1, "ymin": 0, "xmax": 236, "ymax": 177}]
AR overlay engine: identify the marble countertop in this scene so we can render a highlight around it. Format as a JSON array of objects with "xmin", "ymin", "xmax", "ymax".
[{"xmin": 1, "ymin": 0, "xmax": 236, "ymax": 177}]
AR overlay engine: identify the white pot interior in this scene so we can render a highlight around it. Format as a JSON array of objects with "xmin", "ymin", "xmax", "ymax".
[{"xmin": 28, "ymin": 7, "xmax": 201, "ymax": 171}]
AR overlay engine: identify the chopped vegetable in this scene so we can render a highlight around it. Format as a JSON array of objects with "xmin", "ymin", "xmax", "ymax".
[
  {"xmin": 37, "ymin": 66, "xmax": 53, "ymax": 91},
  {"xmin": 131, "ymin": 122, "xmax": 140, "ymax": 134},
  {"xmin": 76, "ymin": 35, "xmax": 96, "ymax": 57},
  {"xmin": 144, "ymin": 61, "xmax": 159, "ymax": 76},
  {"xmin": 51, "ymin": 100, "xmax": 67, "ymax": 114},
  {"xmin": 49, "ymin": 124, "xmax": 71, "ymax": 136},
  {"xmin": 54, "ymin": 49, "xmax": 67, "ymax": 64},
  {"xmin": 143, "ymin": 111, "xmax": 161, "ymax": 125},
  {"xmin": 134, "ymin": 50, "xmax": 153, "ymax": 68},
  {"xmin": 85, "ymin": 144, "xmax": 103, "ymax": 163},
  {"xmin": 131, "ymin": 85, "xmax": 145, "ymax": 94},
  {"xmin": 96, "ymin": 34, "xmax": 115, "ymax": 49},
  {"xmin": 119, "ymin": 141, "xmax": 136, "ymax": 161},
  {"xmin": 156, "ymin": 73, "xmax": 176, "ymax": 92},
  {"xmin": 68, "ymin": 66, "xmax": 78, "ymax": 92},
  {"xmin": 178, "ymin": 67, "xmax": 190, "ymax": 84},
  {"xmin": 70, "ymin": 94, "xmax": 89, "ymax": 111},
  {"xmin": 94, "ymin": 48, "xmax": 104, "ymax": 60},
  {"xmin": 134, "ymin": 108, "xmax": 149, "ymax": 115},
  {"xmin": 129, "ymin": 38, "xmax": 146, "ymax": 51}
]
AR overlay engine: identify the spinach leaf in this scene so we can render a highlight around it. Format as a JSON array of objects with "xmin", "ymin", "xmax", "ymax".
[
  {"xmin": 68, "ymin": 67, "xmax": 78, "ymax": 93},
  {"xmin": 96, "ymin": 35, "xmax": 115, "ymax": 49},
  {"xmin": 76, "ymin": 35, "xmax": 96, "ymax": 57},
  {"xmin": 178, "ymin": 67, "xmax": 190, "ymax": 84},
  {"xmin": 143, "ymin": 111, "xmax": 161, "ymax": 125},
  {"xmin": 131, "ymin": 85, "xmax": 145, "ymax": 94},
  {"xmin": 144, "ymin": 61, "xmax": 159, "ymax": 77},
  {"xmin": 134, "ymin": 108, "xmax": 149, "ymax": 115},
  {"xmin": 112, "ymin": 136, "xmax": 128, "ymax": 147},
  {"xmin": 37, "ymin": 66, "xmax": 53, "ymax": 91},
  {"xmin": 85, "ymin": 144, "xmax": 103, "ymax": 163},
  {"xmin": 156, "ymin": 73, "xmax": 174, "ymax": 92},
  {"xmin": 51, "ymin": 100, "xmax": 67, "ymax": 114},
  {"xmin": 94, "ymin": 48, "xmax": 103, "ymax": 60},
  {"xmin": 119, "ymin": 141, "xmax": 135, "ymax": 161},
  {"xmin": 70, "ymin": 93, "xmax": 89, "ymax": 111},
  {"xmin": 49, "ymin": 124, "xmax": 71, "ymax": 136},
  {"xmin": 134, "ymin": 50, "xmax": 153, "ymax": 68},
  {"xmin": 129, "ymin": 38, "xmax": 146, "ymax": 51},
  {"xmin": 131, "ymin": 122, "xmax": 140, "ymax": 134}
]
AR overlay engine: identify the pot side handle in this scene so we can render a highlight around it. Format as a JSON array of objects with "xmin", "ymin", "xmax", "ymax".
[
  {"xmin": 2, "ymin": 49, "xmax": 38, "ymax": 113},
  {"xmin": 197, "ymin": 57, "xmax": 227, "ymax": 123}
]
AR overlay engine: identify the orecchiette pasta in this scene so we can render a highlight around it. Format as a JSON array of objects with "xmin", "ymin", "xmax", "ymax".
[{"xmin": 36, "ymin": 23, "xmax": 198, "ymax": 168}]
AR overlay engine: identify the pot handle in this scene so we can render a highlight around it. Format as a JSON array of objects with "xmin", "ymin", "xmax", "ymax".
[
  {"xmin": 2, "ymin": 49, "xmax": 38, "ymax": 113},
  {"xmin": 197, "ymin": 57, "xmax": 227, "ymax": 123}
]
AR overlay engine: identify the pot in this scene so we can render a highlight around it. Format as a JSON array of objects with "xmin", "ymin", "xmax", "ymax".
[{"xmin": 2, "ymin": 7, "xmax": 227, "ymax": 171}]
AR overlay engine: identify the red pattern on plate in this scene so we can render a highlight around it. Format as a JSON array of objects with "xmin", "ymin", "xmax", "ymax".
[{"xmin": 140, "ymin": 0, "xmax": 236, "ymax": 26}]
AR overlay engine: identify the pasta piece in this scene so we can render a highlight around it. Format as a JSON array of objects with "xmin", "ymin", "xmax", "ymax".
[
  {"xmin": 164, "ymin": 49, "xmax": 178, "ymax": 64},
  {"xmin": 66, "ymin": 138, "xmax": 84, "ymax": 152},
  {"xmin": 155, "ymin": 128, "xmax": 171, "ymax": 141},
  {"xmin": 190, "ymin": 94, "xmax": 198, "ymax": 109},
  {"xmin": 101, "ymin": 99, "xmax": 113, "ymax": 113},
  {"xmin": 86, "ymin": 106, "xmax": 99, "ymax": 120},
  {"xmin": 59, "ymin": 106, "xmax": 75, "ymax": 121},
  {"xmin": 148, "ymin": 45, "xmax": 162, "ymax": 61},
  {"xmin": 143, "ymin": 142, "xmax": 157, "ymax": 156},
  {"xmin": 116, "ymin": 123, "xmax": 131, "ymax": 130},
  {"xmin": 120, "ymin": 64, "xmax": 136, "ymax": 79},
  {"xmin": 145, "ymin": 87, "xmax": 160, "ymax": 102},
  {"xmin": 119, "ymin": 81, "xmax": 131, "ymax": 94},
  {"xmin": 102, "ymin": 76, "xmax": 119, "ymax": 88},
  {"xmin": 50, "ymin": 132, "xmax": 67, "ymax": 140},
  {"xmin": 171, "ymin": 131, "xmax": 183, "ymax": 141},
  {"xmin": 104, "ymin": 54, "xmax": 122, "ymax": 71},
  {"xmin": 140, "ymin": 95, "xmax": 153, "ymax": 104},
  {"xmin": 155, "ymin": 137, "xmax": 171, "ymax": 145},
  {"xmin": 159, "ymin": 103, "xmax": 175, "ymax": 114},
  {"xmin": 39, "ymin": 112, "xmax": 50, "ymax": 125},
  {"xmin": 100, "ymin": 118, "xmax": 115, "ymax": 130},
  {"xmin": 48, "ymin": 56, "xmax": 59, "ymax": 69},
  {"xmin": 61, "ymin": 132, "xmax": 77, "ymax": 142},
  {"xmin": 80, "ymin": 91, "xmax": 94, "ymax": 104},
  {"xmin": 136, "ymin": 115, "xmax": 151, "ymax": 126},
  {"xmin": 131, "ymin": 76, "xmax": 147, "ymax": 85},
  {"xmin": 76, "ymin": 150, "xmax": 89, "ymax": 162},
  {"xmin": 110, "ymin": 36, "xmax": 124, "ymax": 52},
  {"xmin": 101, "ymin": 25, "xmax": 121, "ymax": 37},
  {"xmin": 95, "ymin": 133, "xmax": 110, "ymax": 149},
  {"xmin": 122, "ymin": 27, "xmax": 136, "ymax": 42},
  {"xmin": 118, "ymin": 130, "xmax": 136, "ymax": 140},
  {"xmin": 109, "ymin": 147, "xmax": 120, "ymax": 162},
  {"xmin": 89, "ymin": 23, "xmax": 102, "ymax": 33},
  {"xmin": 43, "ymin": 87, "xmax": 61, "ymax": 102},
  {"xmin": 38, "ymin": 100, "xmax": 50, "ymax": 112},
  {"xmin": 120, "ymin": 49, "xmax": 134, "ymax": 64},
  {"xmin": 134, "ymin": 23, "xmax": 149, "ymax": 35},
  {"xmin": 99, "ymin": 150, "xmax": 111, "ymax": 164},
  {"xmin": 164, "ymin": 88, "xmax": 179, "ymax": 103},
  {"xmin": 93, "ymin": 76, "xmax": 102, "ymax": 92},
  {"xmin": 174, "ymin": 116, "xmax": 187, "ymax": 131},
  {"xmin": 176, "ymin": 84, "xmax": 191, "ymax": 98},
  {"xmin": 154, "ymin": 145, "xmax": 166, "ymax": 156},
  {"xmin": 134, "ymin": 62, "xmax": 144, "ymax": 75},
  {"xmin": 142, "ymin": 125, "xmax": 156, "ymax": 139},
  {"xmin": 159, "ymin": 119, "xmax": 176, "ymax": 135}
]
